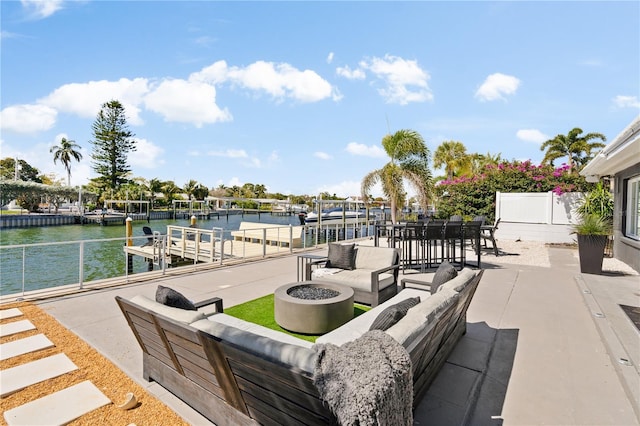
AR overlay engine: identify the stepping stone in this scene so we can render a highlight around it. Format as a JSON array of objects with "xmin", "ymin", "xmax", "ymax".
[
  {"xmin": 0, "ymin": 334, "xmax": 54, "ymax": 361},
  {"xmin": 1, "ymin": 353, "xmax": 78, "ymax": 397},
  {"xmin": 0, "ymin": 308, "xmax": 23, "ymax": 320},
  {"xmin": 3, "ymin": 380, "xmax": 111, "ymax": 426},
  {"xmin": 0, "ymin": 320, "xmax": 36, "ymax": 338}
]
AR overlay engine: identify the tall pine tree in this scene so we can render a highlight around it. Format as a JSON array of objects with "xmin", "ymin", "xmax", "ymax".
[{"xmin": 90, "ymin": 100, "xmax": 136, "ymax": 190}]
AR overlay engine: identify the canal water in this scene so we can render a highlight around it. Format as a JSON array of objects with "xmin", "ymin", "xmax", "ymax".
[{"xmin": 0, "ymin": 213, "xmax": 302, "ymax": 296}]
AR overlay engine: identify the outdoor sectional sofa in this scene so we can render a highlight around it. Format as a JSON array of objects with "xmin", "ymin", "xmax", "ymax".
[{"xmin": 116, "ymin": 267, "xmax": 484, "ymax": 425}]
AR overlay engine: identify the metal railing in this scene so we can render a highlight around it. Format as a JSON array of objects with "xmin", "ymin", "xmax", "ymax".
[{"xmin": 0, "ymin": 221, "xmax": 381, "ymax": 301}]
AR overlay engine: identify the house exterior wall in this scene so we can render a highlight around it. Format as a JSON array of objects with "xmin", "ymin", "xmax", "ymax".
[{"xmin": 613, "ymin": 162, "xmax": 640, "ymax": 273}]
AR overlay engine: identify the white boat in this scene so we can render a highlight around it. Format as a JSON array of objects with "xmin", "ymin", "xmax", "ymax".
[{"xmin": 303, "ymin": 207, "xmax": 370, "ymax": 225}]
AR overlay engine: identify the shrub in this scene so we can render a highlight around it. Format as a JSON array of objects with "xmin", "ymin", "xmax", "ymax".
[{"xmin": 434, "ymin": 160, "xmax": 593, "ymax": 221}]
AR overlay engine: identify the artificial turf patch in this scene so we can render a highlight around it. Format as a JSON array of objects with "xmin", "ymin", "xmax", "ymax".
[{"xmin": 224, "ymin": 293, "xmax": 370, "ymax": 343}]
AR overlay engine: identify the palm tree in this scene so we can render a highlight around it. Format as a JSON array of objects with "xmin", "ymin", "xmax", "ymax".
[
  {"xmin": 50, "ymin": 137, "xmax": 83, "ymax": 186},
  {"xmin": 183, "ymin": 179, "xmax": 200, "ymax": 200},
  {"xmin": 461, "ymin": 151, "xmax": 502, "ymax": 177},
  {"xmin": 148, "ymin": 178, "xmax": 163, "ymax": 208},
  {"xmin": 361, "ymin": 129, "xmax": 433, "ymax": 224},
  {"xmin": 540, "ymin": 128, "xmax": 606, "ymax": 173},
  {"xmin": 433, "ymin": 140, "xmax": 470, "ymax": 181}
]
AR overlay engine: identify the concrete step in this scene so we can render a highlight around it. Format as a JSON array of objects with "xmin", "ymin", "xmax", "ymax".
[
  {"xmin": 0, "ymin": 319, "xmax": 36, "ymax": 338},
  {"xmin": 1, "ymin": 353, "xmax": 78, "ymax": 397},
  {"xmin": 3, "ymin": 380, "xmax": 111, "ymax": 426},
  {"xmin": 0, "ymin": 308, "xmax": 23, "ymax": 320},
  {"xmin": 0, "ymin": 334, "xmax": 54, "ymax": 361}
]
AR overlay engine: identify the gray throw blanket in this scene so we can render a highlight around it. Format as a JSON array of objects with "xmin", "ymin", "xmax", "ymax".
[{"xmin": 312, "ymin": 330, "xmax": 413, "ymax": 426}]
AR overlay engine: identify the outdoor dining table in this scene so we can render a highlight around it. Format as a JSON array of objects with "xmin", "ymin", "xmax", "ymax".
[{"xmin": 373, "ymin": 220, "xmax": 482, "ymax": 271}]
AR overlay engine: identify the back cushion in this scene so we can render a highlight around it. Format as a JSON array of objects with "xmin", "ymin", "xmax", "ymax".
[
  {"xmin": 131, "ymin": 295, "xmax": 206, "ymax": 324},
  {"xmin": 354, "ymin": 246, "xmax": 398, "ymax": 270},
  {"xmin": 385, "ymin": 288, "xmax": 458, "ymax": 347},
  {"xmin": 191, "ymin": 316, "xmax": 316, "ymax": 373},
  {"xmin": 437, "ymin": 268, "xmax": 477, "ymax": 293}
]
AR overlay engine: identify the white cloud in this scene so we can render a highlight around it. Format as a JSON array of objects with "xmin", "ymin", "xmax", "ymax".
[
  {"xmin": 128, "ymin": 138, "xmax": 165, "ymax": 169},
  {"xmin": 145, "ymin": 79, "xmax": 232, "ymax": 127},
  {"xmin": 21, "ymin": 0, "xmax": 64, "ymax": 19},
  {"xmin": 359, "ymin": 55, "xmax": 432, "ymax": 105},
  {"xmin": 327, "ymin": 52, "xmax": 334, "ymax": 64},
  {"xmin": 516, "ymin": 129, "xmax": 548, "ymax": 144},
  {"xmin": 314, "ymin": 151, "xmax": 332, "ymax": 160},
  {"xmin": 475, "ymin": 73, "xmax": 521, "ymax": 102},
  {"xmin": 613, "ymin": 95, "xmax": 640, "ymax": 109},
  {"xmin": 345, "ymin": 142, "xmax": 386, "ymax": 158},
  {"xmin": 191, "ymin": 60, "xmax": 338, "ymax": 103},
  {"xmin": 336, "ymin": 65, "xmax": 366, "ymax": 80},
  {"xmin": 39, "ymin": 78, "xmax": 150, "ymax": 125},
  {"xmin": 206, "ymin": 149, "xmax": 248, "ymax": 158},
  {"xmin": 0, "ymin": 104, "xmax": 57, "ymax": 133}
]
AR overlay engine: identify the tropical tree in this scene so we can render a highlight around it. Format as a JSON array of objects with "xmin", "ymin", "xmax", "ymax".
[
  {"xmin": 254, "ymin": 184, "xmax": 267, "ymax": 198},
  {"xmin": 361, "ymin": 129, "xmax": 433, "ymax": 223},
  {"xmin": 540, "ymin": 127, "xmax": 606, "ymax": 173},
  {"xmin": 89, "ymin": 100, "xmax": 136, "ymax": 190},
  {"xmin": 0, "ymin": 158, "xmax": 43, "ymax": 182},
  {"xmin": 433, "ymin": 140, "xmax": 470, "ymax": 181},
  {"xmin": 183, "ymin": 180, "xmax": 200, "ymax": 200},
  {"xmin": 50, "ymin": 137, "xmax": 83, "ymax": 186},
  {"xmin": 460, "ymin": 151, "xmax": 502, "ymax": 178},
  {"xmin": 148, "ymin": 178, "xmax": 163, "ymax": 208},
  {"xmin": 161, "ymin": 180, "xmax": 180, "ymax": 206}
]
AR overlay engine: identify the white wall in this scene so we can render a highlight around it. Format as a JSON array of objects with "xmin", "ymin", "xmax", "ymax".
[{"xmin": 494, "ymin": 192, "xmax": 584, "ymax": 243}]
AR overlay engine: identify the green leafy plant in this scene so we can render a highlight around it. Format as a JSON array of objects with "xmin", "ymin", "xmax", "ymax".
[
  {"xmin": 576, "ymin": 182, "xmax": 613, "ymax": 223},
  {"xmin": 571, "ymin": 213, "xmax": 611, "ymax": 236}
]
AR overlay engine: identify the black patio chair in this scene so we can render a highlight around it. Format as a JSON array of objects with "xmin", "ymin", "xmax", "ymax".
[
  {"xmin": 480, "ymin": 217, "xmax": 501, "ymax": 256},
  {"xmin": 141, "ymin": 226, "xmax": 154, "ymax": 247}
]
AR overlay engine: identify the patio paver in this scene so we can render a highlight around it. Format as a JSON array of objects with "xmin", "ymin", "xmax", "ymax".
[
  {"xmin": 0, "ymin": 353, "xmax": 78, "ymax": 397},
  {"xmin": 0, "ymin": 334, "xmax": 54, "ymax": 361},
  {"xmin": 3, "ymin": 380, "xmax": 111, "ymax": 426}
]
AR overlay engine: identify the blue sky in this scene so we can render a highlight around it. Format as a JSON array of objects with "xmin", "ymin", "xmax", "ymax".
[{"xmin": 1, "ymin": 1, "xmax": 639, "ymax": 197}]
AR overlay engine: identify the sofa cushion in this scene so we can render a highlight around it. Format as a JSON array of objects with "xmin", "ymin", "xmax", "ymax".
[
  {"xmin": 437, "ymin": 268, "xmax": 477, "ymax": 293},
  {"xmin": 313, "ymin": 269, "xmax": 396, "ymax": 291},
  {"xmin": 369, "ymin": 297, "xmax": 421, "ymax": 331},
  {"xmin": 316, "ymin": 288, "xmax": 429, "ymax": 346},
  {"xmin": 354, "ymin": 245, "xmax": 397, "ymax": 271},
  {"xmin": 326, "ymin": 243, "xmax": 356, "ymax": 270},
  {"xmin": 131, "ymin": 295, "xmax": 206, "ymax": 324},
  {"xmin": 430, "ymin": 261, "xmax": 457, "ymax": 294},
  {"xmin": 191, "ymin": 315, "xmax": 316, "ymax": 373},
  {"xmin": 156, "ymin": 285, "xmax": 197, "ymax": 310},
  {"xmin": 385, "ymin": 288, "xmax": 459, "ymax": 347}
]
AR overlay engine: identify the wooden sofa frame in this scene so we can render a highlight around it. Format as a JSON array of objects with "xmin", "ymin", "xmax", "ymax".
[{"xmin": 115, "ymin": 269, "xmax": 483, "ymax": 425}]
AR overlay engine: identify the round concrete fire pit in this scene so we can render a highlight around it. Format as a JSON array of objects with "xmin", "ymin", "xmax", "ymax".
[{"xmin": 274, "ymin": 281, "xmax": 354, "ymax": 334}]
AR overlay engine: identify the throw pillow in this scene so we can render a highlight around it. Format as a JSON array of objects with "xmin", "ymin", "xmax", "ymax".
[
  {"xmin": 369, "ymin": 296, "xmax": 421, "ymax": 331},
  {"xmin": 325, "ymin": 243, "xmax": 356, "ymax": 270},
  {"xmin": 430, "ymin": 261, "xmax": 457, "ymax": 294},
  {"xmin": 155, "ymin": 285, "xmax": 197, "ymax": 311}
]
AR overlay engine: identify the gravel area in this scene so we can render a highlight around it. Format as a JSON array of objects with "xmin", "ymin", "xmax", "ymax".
[{"xmin": 481, "ymin": 238, "xmax": 638, "ymax": 275}]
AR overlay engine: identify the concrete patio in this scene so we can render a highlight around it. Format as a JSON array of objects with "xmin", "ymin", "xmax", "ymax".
[{"xmin": 32, "ymin": 243, "xmax": 640, "ymax": 425}]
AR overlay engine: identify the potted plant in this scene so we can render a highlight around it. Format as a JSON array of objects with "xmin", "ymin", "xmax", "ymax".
[{"xmin": 572, "ymin": 213, "xmax": 611, "ymax": 274}]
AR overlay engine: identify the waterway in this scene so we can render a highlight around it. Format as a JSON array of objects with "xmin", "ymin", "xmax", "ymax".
[{"xmin": 0, "ymin": 213, "xmax": 302, "ymax": 296}]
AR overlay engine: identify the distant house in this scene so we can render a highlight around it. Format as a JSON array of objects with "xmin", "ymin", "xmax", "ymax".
[{"xmin": 580, "ymin": 115, "xmax": 640, "ymax": 273}]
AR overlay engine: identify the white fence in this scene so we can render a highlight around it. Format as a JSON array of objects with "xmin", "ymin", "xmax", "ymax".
[{"xmin": 495, "ymin": 191, "xmax": 584, "ymax": 243}]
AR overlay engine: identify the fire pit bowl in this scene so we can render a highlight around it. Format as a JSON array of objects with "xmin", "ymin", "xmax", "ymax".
[{"xmin": 274, "ymin": 281, "xmax": 354, "ymax": 334}]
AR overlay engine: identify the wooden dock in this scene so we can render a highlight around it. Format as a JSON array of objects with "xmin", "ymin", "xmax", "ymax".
[{"xmin": 123, "ymin": 224, "xmax": 297, "ymax": 268}]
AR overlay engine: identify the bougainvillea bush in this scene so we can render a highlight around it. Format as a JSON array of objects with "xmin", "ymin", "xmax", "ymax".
[{"xmin": 433, "ymin": 160, "xmax": 595, "ymax": 221}]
